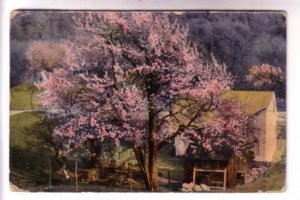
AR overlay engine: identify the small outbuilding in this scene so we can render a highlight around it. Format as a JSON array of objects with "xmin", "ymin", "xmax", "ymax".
[
  {"xmin": 176, "ymin": 90, "xmax": 277, "ymax": 188},
  {"xmin": 222, "ymin": 90, "xmax": 277, "ymax": 162}
]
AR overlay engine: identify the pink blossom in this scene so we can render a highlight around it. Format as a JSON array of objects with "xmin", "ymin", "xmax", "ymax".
[{"xmin": 39, "ymin": 12, "xmax": 248, "ymax": 163}]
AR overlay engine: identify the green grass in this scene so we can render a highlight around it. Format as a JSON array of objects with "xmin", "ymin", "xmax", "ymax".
[
  {"xmin": 10, "ymin": 111, "xmax": 41, "ymax": 148},
  {"xmin": 9, "ymin": 110, "xmax": 286, "ymax": 192},
  {"xmin": 114, "ymin": 144, "xmax": 183, "ymax": 170},
  {"xmin": 10, "ymin": 84, "xmax": 41, "ymax": 110},
  {"xmin": 9, "ymin": 112, "xmax": 146, "ymax": 190},
  {"xmin": 231, "ymin": 139, "xmax": 286, "ymax": 192},
  {"xmin": 10, "ymin": 111, "xmax": 55, "ymax": 190},
  {"xmin": 232, "ymin": 160, "xmax": 285, "ymax": 192}
]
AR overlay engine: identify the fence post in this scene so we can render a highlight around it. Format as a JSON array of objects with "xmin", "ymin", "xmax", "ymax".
[
  {"xmin": 49, "ymin": 158, "xmax": 52, "ymax": 189},
  {"xmin": 75, "ymin": 161, "xmax": 78, "ymax": 192},
  {"xmin": 223, "ymin": 169, "xmax": 227, "ymax": 190},
  {"xmin": 192, "ymin": 167, "xmax": 196, "ymax": 184},
  {"xmin": 130, "ymin": 165, "xmax": 133, "ymax": 191}
]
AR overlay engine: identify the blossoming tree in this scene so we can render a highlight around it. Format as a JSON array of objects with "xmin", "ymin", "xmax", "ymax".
[
  {"xmin": 246, "ymin": 63, "xmax": 285, "ymax": 98},
  {"xmin": 39, "ymin": 12, "xmax": 251, "ymax": 191}
]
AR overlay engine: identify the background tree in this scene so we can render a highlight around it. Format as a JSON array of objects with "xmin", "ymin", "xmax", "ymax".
[
  {"xmin": 19, "ymin": 73, "xmax": 36, "ymax": 110},
  {"xmin": 11, "ymin": 11, "xmax": 286, "ymax": 111},
  {"xmin": 39, "ymin": 12, "xmax": 253, "ymax": 191},
  {"xmin": 26, "ymin": 40, "xmax": 66, "ymax": 73},
  {"xmin": 246, "ymin": 63, "xmax": 285, "ymax": 98},
  {"xmin": 173, "ymin": 12, "xmax": 286, "ymax": 94},
  {"xmin": 21, "ymin": 40, "xmax": 67, "ymax": 110},
  {"xmin": 10, "ymin": 11, "xmax": 75, "ymax": 86}
]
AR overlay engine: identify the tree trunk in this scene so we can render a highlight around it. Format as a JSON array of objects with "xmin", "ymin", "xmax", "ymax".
[
  {"xmin": 30, "ymin": 87, "xmax": 34, "ymax": 110},
  {"xmin": 148, "ymin": 142, "xmax": 158, "ymax": 191},
  {"xmin": 133, "ymin": 97, "xmax": 160, "ymax": 191},
  {"xmin": 75, "ymin": 161, "xmax": 78, "ymax": 192},
  {"xmin": 133, "ymin": 145, "xmax": 151, "ymax": 190},
  {"xmin": 48, "ymin": 158, "xmax": 52, "ymax": 189},
  {"xmin": 132, "ymin": 143, "xmax": 160, "ymax": 191},
  {"xmin": 133, "ymin": 144, "xmax": 159, "ymax": 191},
  {"xmin": 147, "ymin": 106, "xmax": 159, "ymax": 191}
]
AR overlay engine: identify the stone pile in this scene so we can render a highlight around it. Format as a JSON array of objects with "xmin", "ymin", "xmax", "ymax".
[{"xmin": 181, "ymin": 182, "xmax": 211, "ymax": 192}]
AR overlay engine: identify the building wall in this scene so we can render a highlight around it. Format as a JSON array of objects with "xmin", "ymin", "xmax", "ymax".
[
  {"xmin": 253, "ymin": 96, "xmax": 277, "ymax": 162},
  {"xmin": 265, "ymin": 96, "xmax": 277, "ymax": 162},
  {"xmin": 253, "ymin": 110, "xmax": 267, "ymax": 161}
]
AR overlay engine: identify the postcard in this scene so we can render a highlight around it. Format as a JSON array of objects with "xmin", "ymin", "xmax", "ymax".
[{"xmin": 8, "ymin": 10, "xmax": 286, "ymax": 193}]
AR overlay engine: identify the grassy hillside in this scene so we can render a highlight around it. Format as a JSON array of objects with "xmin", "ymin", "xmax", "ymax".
[
  {"xmin": 9, "ymin": 109, "xmax": 285, "ymax": 192},
  {"xmin": 10, "ymin": 84, "xmax": 41, "ymax": 110},
  {"xmin": 9, "ymin": 111, "xmax": 183, "ymax": 191},
  {"xmin": 10, "ymin": 111, "xmax": 55, "ymax": 190}
]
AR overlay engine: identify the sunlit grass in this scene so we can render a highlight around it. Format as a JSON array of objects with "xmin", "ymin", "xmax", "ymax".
[{"xmin": 10, "ymin": 84, "xmax": 41, "ymax": 110}]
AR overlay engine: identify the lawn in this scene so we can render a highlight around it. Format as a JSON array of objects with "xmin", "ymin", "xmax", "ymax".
[
  {"xmin": 10, "ymin": 84, "xmax": 41, "ymax": 110},
  {"xmin": 113, "ymin": 145, "xmax": 183, "ymax": 170},
  {"xmin": 231, "ymin": 139, "xmax": 286, "ymax": 192},
  {"xmin": 9, "ymin": 108, "xmax": 286, "ymax": 192},
  {"xmin": 232, "ymin": 160, "xmax": 285, "ymax": 192},
  {"xmin": 10, "ymin": 111, "xmax": 55, "ymax": 190},
  {"xmin": 9, "ymin": 111, "xmax": 183, "ymax": 191}
]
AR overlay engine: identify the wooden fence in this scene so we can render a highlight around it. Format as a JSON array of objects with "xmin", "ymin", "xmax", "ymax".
[{"xmin": 192, "ymin": 167, "xmax": 227, "ymax": 190}]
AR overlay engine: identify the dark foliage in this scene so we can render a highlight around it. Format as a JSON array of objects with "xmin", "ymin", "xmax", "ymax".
[
  {"xmin": 173, "ymin": 12, "xmax": 286, "ymax": 88},
  {"xmin": 10, "ymin": 11, "xmax": 75, "ymax": 86},
  {"xmin": 10, "ymin": 11, "xmax": 286, "ymax": 103}
]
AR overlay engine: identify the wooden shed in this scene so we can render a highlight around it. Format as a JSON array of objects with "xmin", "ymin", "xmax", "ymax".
[
  {"xmin": 222, "ymin": 91, "xmax": 277, "ymax": 162},
  {"xmin": 183, "ymin": 151, "xmax": 252, "ymax": 188},
  {"xmin": 176, "ymin": 91, "xmax": 277, "ymax": 188}
]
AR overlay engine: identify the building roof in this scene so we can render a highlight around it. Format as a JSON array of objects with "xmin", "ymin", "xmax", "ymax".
[
  {"xmin": 173, "ymin": 90, "xmax": 276, "ymax": 158},
  {"xmin": 221, "ymin": 90, "xmax": 275, "ymax": 115}
]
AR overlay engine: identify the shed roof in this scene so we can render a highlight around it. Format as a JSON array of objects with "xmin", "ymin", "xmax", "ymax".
[{"xmin": 221, "ymin": 90, "xmax": 275, "ymax": 115}]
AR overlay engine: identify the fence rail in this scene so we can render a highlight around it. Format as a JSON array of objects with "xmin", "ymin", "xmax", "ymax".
[{"xmin": 192, "ymin": 168, "xmax": 227, "ymax": 190}]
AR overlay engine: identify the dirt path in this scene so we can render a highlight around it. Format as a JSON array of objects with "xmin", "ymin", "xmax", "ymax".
[
  {"xmin": 10, "ymin": 110, "xmax": 30, "ymax": 116},
  {"xmin": 10, "ymin": 109, "xmax": 44, "ymax": 116}
]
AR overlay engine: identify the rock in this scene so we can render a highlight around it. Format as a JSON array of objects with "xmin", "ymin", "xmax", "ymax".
[
  {"xmin": 182, "ymin": 182, "xmax": 210, "ymax": 192},
  {"xmin": 182, "ymin": 182, "xmax": 195, "ymax": 192},
  {"xmin": 182, "ymin": 183, "xmax": 189, "ymax": 188},
  {"xmin": 181, "ymin": 182, "xmax": 211, "ymax": 192},
  {"xmin": 200, "ymin": 184, "xmax": 211, "ymax": 191},
  {"xmin": 182, "ymin": 187, "xmax": 191, "ymax": 192},
  {"xmin": 193, "ymin": 184, "xmax": 202, "ymax": 192}
]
